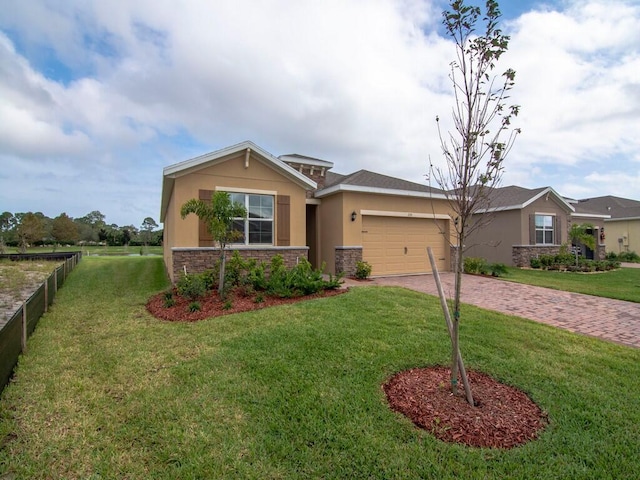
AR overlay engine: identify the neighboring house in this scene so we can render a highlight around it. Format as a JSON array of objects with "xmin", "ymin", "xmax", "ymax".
[
  {"xmin": 574, "ymin": 196, "xmax": 640, "ymax": 255},
  {"xmin": 464, "ymin": 186, "xmax": 609, "ymax": 267},
  {"xmin": 161, "ymin": 141, "xmax": 456, "ymax": 282}
]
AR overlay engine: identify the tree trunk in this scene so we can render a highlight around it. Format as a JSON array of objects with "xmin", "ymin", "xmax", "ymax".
[
  {"xmin": 427, "ymin": 247, "xmax": 474, "ymax": 405},
  {"xmin": 218, "ymin": 248, "xmax": 226, "ymax": 296}
]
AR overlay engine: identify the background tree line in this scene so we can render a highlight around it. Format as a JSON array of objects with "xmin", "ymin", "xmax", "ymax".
[{"xmin": 0, "ymin": 210, "xmax": 162, "ymax": 252}]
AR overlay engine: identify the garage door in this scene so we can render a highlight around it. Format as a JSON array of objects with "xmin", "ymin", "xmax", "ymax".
[{"xmin": 362, "ymin": 215, "xmax": 447, "ymax": 276}]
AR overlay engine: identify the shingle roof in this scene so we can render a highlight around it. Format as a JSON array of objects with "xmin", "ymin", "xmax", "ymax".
[
  {"xmin": 481, "ymin": 185, "xmax": 550, "ymax": 210},
  {"xmin": 577, "ymin": 196, "xmax": 640, "ymax": 219},
  {"xmin": 323, "ymin": 169, "xmax": 445, "ymax": 194}
]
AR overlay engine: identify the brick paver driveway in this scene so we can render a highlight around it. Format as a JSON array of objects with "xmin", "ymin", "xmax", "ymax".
[{"xmin": 345, "ymin": 273, "xmax": 640, "ymax": 348}]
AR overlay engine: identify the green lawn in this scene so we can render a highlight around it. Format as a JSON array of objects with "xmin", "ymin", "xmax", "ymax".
[
  {"xmin": 1, "ymin": 257, "xmax": 638, "ymax": 479},
  {"xmin": 501, "ymin": 266, "xmax": 640, "ymax": 302},
  {"xmin": 13, "ymin": 245, "xmax": 163, "ymax": 256}
]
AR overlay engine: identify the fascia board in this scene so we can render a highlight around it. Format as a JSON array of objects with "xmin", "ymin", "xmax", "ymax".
[
  {"xmin": 605, "ymin": 216, "xmax": 640, "ymax": 222},
  {"xmin": 314, "ymin": 183, "xmax": 449, "ymax": 200},
  {"xmin": 571, "ymin": 212, "xmax": 611, "ymax": 219}
]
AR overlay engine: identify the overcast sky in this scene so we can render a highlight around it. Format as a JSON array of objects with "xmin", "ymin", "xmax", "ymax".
[{"xmin": 1, "ymin": 0, "xmax": 639, "ymax": 227}]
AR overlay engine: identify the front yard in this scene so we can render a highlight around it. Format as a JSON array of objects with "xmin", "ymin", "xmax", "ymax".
[
  {"xmin": 1, "ymin": 257, "xmax": 639, "ymax": 478},
  {"xmin": 501, "ymin": 266, "xmax": 640, "ymax": 302}
]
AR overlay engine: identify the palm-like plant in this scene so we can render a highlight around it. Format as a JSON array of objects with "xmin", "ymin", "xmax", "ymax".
[
  {"xmin": 181, "ymin": 192, "xmax": 247, "ymax": 295},
  {"xmin": 569, "ymin": 223, "xmax": 596, "ymax": 265}
]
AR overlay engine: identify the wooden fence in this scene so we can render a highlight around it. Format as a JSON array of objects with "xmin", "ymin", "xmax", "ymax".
[{"xmin": 0, "ymin": 252, "xmax": 81, "ymax": 396}]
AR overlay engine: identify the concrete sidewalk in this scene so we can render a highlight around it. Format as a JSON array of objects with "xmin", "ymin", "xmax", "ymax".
[{"xmin": 343, "ymin": 273, "xmax": 640, "ymax": 348}]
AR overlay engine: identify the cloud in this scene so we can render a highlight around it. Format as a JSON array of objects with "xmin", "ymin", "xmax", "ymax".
[{"xmin": 0, "ymin": 0, "xmax": 638, "ymax": 226}]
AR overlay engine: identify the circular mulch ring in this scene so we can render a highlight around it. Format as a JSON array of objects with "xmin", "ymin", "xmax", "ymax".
[
  {"xmin": 383, "ymin": 366, "xmax": 547, "ymax": 449},
  {"xmin": 146, "ymin": 287, "xmax": 348, "ymax": 322}
]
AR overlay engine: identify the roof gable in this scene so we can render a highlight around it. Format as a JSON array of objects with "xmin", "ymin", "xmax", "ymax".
[
  {"xmin": 161, "ymin": 141, "xmax": 316, "ymax": 221},
  {"xmin": 474, "ymin": 185, "xmax": 575, "ymax": 213}
]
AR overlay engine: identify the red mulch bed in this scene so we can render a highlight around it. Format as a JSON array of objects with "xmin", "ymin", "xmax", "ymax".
[
  {"xmin": 146, "ymin": 287, "xmax": 348, "ymax": 322},
  {"xmin": 383, "ymin": 366, "xmax": 548, "ymax": 449}
]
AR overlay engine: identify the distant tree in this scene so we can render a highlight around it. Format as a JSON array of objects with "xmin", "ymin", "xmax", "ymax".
[
  {"xmin": 430, "ymin": 0, "xmax": 520, "ymax": 405},
  {"xmin": 140, "ymin": 217, "xmax": 159, "ymax": 247},
  {"xmin": 51, "ymin": 213, "xmax": 79, "ymax": 248},
  {"xmin": 121, "ymin": 227, "xmax": 131, "ymax": 246},
  {"xmin": 76, "ymin": 210, "xmax": 106, "ymax": 243},
  {"xmin": 181, "ymin": 192, "xmax": 247, "ymax": 295},
  {"xmin": 0, "ymin": 211, "xmax": 16, "ymax": 247},
  {"xmin": 16, "ymin": 212, "xmax": 45, "ymax": 252}
]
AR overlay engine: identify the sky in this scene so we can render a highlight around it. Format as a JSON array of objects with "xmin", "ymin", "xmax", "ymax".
[{"xmin": 1, "ymin": 0, "xmax": 639, "ymax": 228}]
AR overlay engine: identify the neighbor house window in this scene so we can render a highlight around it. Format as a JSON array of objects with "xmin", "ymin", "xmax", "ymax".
[
  {"xmin": 229, "ymin": 193, "xmax": 274, "ymax": 245},
  {"xmin": 535, "ymin": 215, "xmax": 554, "ymax": 244}
]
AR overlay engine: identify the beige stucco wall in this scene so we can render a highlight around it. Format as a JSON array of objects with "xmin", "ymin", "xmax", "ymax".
[
  {"xmin": 165, "ymin": 152, "xmax": 308, "ymax": 249},
  {"xmin": 466, "ymin": 209, "xmax": 522, "ymax": 265},
  {"xmin": 605, "ymin": 218, "xmax": 640, "ymax": 254},
  {"xmin": 465, "ymin": 196, "xmax": 573, "ymax": 265},
  {"xmin": 317, "ymin": 191, "xmax": 454, "ymax": 274}
]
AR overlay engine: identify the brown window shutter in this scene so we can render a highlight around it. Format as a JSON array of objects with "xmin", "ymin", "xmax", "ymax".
[
  {"xmin": 277, "ymin": 195, "xmax": 290, "ymax": 246},
  {"xmin": 198, "ymin": 190, "xmax": 214, "ymax": 246},
  {"xmin": 529, "ymin": 214, "xmax": 535, "ymax": 245},
  {"xmin": 554, "ymin": 216, "xmax": 561, "ymax": 244}
]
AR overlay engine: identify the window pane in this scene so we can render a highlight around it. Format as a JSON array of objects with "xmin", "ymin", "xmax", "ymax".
[
  {"xmin": 231, "ymin": 220, "xmax": 245, "ymax": 243},
  {"xmin": 545, "ymin": 230, "xmax": 553, "ymax": 244},
  {"xmin": 248, "ymin": 220, "xmax": 273, "ymax": 244},
  {"xmin": 248, "ymin": 195, "xmax": 273, "ymax": 219},
  {"xmin": 535, "ymin": 215, "xmax": 544, "ymax": 228},
  {"xmin": 536, "ymin": 231, "xmax": 543, "ymax": 244},
  {"xmin": 230, "ymin": 193, "xmax": 244, "ymax": 206}
]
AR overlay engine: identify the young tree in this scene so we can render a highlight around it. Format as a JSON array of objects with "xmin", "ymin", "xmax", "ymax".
[
  {"xmin": 569, "ymin": 223, "xmax": 596, "ymax": 265},
  {"xmin": 430, "ymin": 0, "xmax": 520, "ymax": 405},
  {"xmin": 180, "ymin": 192, "xmax": 247, "ymax": 295},
  {"xmin": 51, "ymin": 213, "xmax": 79, "ymax": 248}
]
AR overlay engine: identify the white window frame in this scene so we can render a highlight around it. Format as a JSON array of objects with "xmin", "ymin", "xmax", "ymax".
[
  {"xmin": 535, "ymin": 214, "xmax": 555, "ymax": 245},
  {"xmin": 229, "ymin": 192, "xmax": 274, "ymax": 245}
]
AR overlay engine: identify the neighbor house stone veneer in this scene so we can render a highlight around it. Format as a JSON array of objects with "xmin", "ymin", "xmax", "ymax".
[
  {"xmin": 172, "ymin": 247, "xmax": 309, "ymax": 279},
  {"xmin": 512, "ymin": 245, "xmax": 562, "ymax": 267}
]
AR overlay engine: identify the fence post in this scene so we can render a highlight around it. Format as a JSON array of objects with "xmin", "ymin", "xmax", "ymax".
[
  {"xmin": 44, "ymin": 277, "xmax": 49, "ymax": 313},
  {"xmin": 21, "ymin": 302, "xmax": 27, "ymax": 354},
  {"xmin": 54, "ymin": 267, "xmax": 58, "ymax": 293}
]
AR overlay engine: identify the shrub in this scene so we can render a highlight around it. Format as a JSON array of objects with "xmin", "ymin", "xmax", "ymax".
[
  {"xmin": 463, "ymin": 257, "xmax": 488, "ymax": 275},
  {"xmin": 618, "ymin": 251, "xmax": 640, "ymax": 263},
  {"xmin": 176, "ymin": 273, "xmax": 208, "ymax": 300},
  {"xmin": 223, "ymin": 299, "xmax": 233, "ymax": 310},
  {"xmin": 530, "ymin": 257, "xmax": 542, "ymax": 269},
  {"xmin": 489, "ymin": 263, "xmax": 508, "ymax": 277},
  {"xmin": 188, "ymin": 301, "xmax": 201, "ymax": 312},
  {"xmin": 354, "ymin": 261, "xmax": 372, "ymax": 280},
  {"xmin": 163, "ymin": 291, "xmax": 176, "ymax": 308},
  {"xmin": 266, "ymin": 256, "xmax": 343, "ymax": 298}
]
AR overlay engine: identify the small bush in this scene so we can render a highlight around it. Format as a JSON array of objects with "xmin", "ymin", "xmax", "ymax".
[
  {"xmin": 223, "ymin": 299, "xmax": 233, "ymax": 310},
  {"xmin": 188, "ymin": 301, "xmax": 201, "ymax": 312},
  {"xmin": 463, "ymin": 257, "xmax": 488, "ymax": 275},
  {"xmin": 354, "ymin": 261, "xmax": 372, "ymax": 280},
  {"xmin": 618, "ymin": 251, "xmax": 640, "ymax": 263},
  {"xmin": 489, "ymin": 263, "xmax": 508, "ymax": 277},
  {"xmin": 530, "ymin": 257, "xmax": 542, "ymax": 269},
  {"xmin": 176, "ymin": 273, "xmax": 208, "ymax": 300},
  {"xmin": 254, "ymin": 293, "xmax": 264, "ymax": 304},
  {"xmin": 163, "ymin": 291, "xmax": 176, "ymax": 308}
]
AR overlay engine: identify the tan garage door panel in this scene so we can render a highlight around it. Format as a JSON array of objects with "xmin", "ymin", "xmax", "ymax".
[{"xmin": 362, "ymin": 216, "xmax": 447, "ymax": 276}]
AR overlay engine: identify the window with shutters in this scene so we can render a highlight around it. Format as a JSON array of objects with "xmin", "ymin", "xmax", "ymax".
[
  {"xmin": 535, "ymin": 215, "xmax": 554, "ymax": 244},
  {"xmin": 229, "ymin": 193, "xmax": 274, "ymax": 245}
]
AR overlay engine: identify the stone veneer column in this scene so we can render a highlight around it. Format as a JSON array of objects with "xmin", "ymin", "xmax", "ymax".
[{"xmin": 335, "ymin": 246, "xmax": 363, "ymax": 277}]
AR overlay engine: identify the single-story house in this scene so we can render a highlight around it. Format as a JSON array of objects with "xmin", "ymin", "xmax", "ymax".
[
  {"xmin": 574, "ymin": 196, "xmax": 640, "ymax": 255},
  {"xmin": 161, "ymin": 141, "xmax": 456, "ymax": 282},
  {"xmin": 464, "ymin": 185, "xmax": 609, "ymax": 267}
]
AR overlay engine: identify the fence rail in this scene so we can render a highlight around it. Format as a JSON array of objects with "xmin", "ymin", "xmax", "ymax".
[{"xmin": 0, "ymin": 252, "xmax": 81, "ymax": 396}]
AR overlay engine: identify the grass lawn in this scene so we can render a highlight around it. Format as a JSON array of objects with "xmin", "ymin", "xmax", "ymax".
[
  {"xmin": 1, "ymin": 257, "xmax": 639, "ymax": 479},
  {"xmin": 13, "ymin": 245, "xmax": 163, "ymax": 256},
  {"xmin": 501, "ymin": 266, "xmax": 640, "ymax": 303}
]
